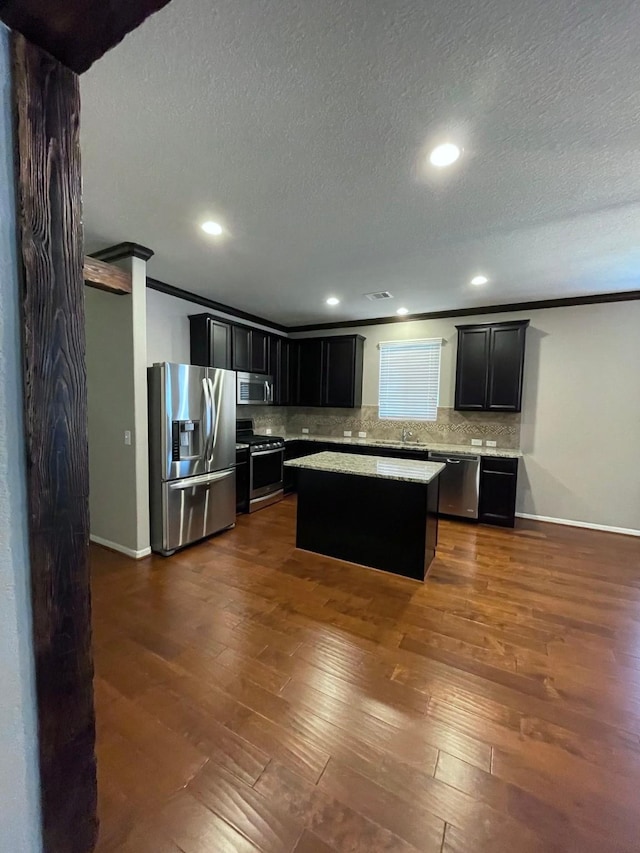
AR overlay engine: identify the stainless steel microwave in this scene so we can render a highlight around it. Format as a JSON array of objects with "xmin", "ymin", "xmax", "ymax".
[{"xmin": 237, "ymin": 372, "xmax": 274, "ymax": 405}]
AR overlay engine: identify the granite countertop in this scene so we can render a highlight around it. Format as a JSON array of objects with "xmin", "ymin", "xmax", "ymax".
[
  {"xmin": 285, "ymin": 451, "xmax": 446, "ymax": 484},
  {"xmin": 236, "ymin": 442, "xmax": 249, "ymax": 450},
  {"xmin": 282, "ymin": 433, "xmax": 522, "ymax": 459}
]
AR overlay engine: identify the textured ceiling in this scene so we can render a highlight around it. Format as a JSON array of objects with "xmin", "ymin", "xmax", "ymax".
[{"xmin": 80, "ymin": 0, "xmax": 640, "ymax": 325}]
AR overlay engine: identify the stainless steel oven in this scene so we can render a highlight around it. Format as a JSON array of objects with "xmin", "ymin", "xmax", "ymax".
[
  {"xmin": 249, "ymin": 442, "xmax": 284, "ymax": 511},
  {"xmin": 237, "ymin": 372, "xmax": 274, "ymax": 405},
  {"xmin": 236, "ymin": 419, "xmax": 285, "ymax": 512}
]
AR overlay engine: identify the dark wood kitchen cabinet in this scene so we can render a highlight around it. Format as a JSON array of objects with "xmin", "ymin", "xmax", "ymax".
[
  {"xmin": 250, "ymin": 329, "xmax": 269, "ymax": 374},
  {"xmin": 232, "ymin": 326, "xmax": 251, "ymax": 372},
  {"xmin": 232, "ymin": 325, "xmax": 269, "ymax": 373},
  {"xmin": 295, "ymin": 334, "xmax": 365, "ymax": 408},
  {"xmin": 189, "ymin": 314, "xmax": 232, "ymax": 369},
  {"xmin": 323, "ymin": 335, "xmax": 365, "ymax": 407},
  {"xmin": 455, "ymin": 320, "xmax": 529, "ymax": 412},
  {"xmin": 296, "ymin": 338, "xmax": 324, "ymax": 406},
  {"xmin": 190, "ymin": 314, "xmax": 272, "ymax": 374},
  {"xmin": 269, "ymin": 336, "xmax": 293, "ymax": 405},
  {"xmin": 479, "ymin": 456, "xmax": 519, "ymax": 527},
  {"xmin": 235, "ymin": 446, "xmax": 250, "ymax": 513}
]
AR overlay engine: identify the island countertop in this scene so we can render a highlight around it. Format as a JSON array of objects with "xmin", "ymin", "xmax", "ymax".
[{"xmin": 285, "ymin": 451, "xmax": 445, "ymax": 485}]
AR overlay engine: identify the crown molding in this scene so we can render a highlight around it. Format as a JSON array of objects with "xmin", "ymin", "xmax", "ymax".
[
  {"xmin": 91, "ymin": 242, "xmax": 154, "ymax": 263},
  {"xmin": 142, "ymin": 274, "xmax": 640, "ymax": 335},
  {"xmin": 289, "ymin": 290, "xmax": 640, "ymax": 332},
  {"xmin": 146, "ymin": 278, "xmax": 288, "ymax": 333}
]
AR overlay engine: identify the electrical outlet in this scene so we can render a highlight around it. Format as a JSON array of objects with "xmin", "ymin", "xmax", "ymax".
[
  {"xmin": 486, "ymin": 440, "xmax": 497, "ymax": 447},
  {"xmin": 471, "ymin": 439, "xmax": 483, "ymax": 446},
  {"xmin": 302, "ymin": 428, "xmax": 309, "ymax": 434},
  {"xmin": 265, "ymin": 428, "xmax": 272, "ymax": 435},
  {"xmin": 343, "ymin": 430, "xmax": 352, "ymax": 437},
  {"xmin": 358, "ymin": 431, "xmax": 367, "ymax": 438},
  {"xmin": 124, "ymin": 430, "xmax": 132, "ymax": 446}
]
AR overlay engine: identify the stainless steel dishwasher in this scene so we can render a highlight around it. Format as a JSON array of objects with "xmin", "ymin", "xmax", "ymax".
[{"xmin": 427, "ymin": 451, "xmax": 480, "ymax": 520}]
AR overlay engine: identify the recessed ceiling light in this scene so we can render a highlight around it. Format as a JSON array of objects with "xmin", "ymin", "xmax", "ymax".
[
  {"xmin": 429, "ymin": 143, "xmax": 461, "ymax": 167},
  {"xmin": 201, "ymin": 220, "xmax": 223, "ymax": 236},
  {"xmin": 326, "ymin": 297, "xmax": 340, "ymax": 306},
  {"xmin": 470, "ymin": 275, "xmax": 488, "ymax": 286},
  {"xmin": 396, "ymin": 307, "xmax": 409, "ymax": 316}
]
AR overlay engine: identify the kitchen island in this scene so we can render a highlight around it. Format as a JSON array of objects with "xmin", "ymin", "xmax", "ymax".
[{"xmin": 285, "ymin": 451, "xmax": 445, "ymax": 581}]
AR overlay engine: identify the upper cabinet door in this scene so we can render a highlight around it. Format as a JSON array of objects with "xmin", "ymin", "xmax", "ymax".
[
  {"xmin": 454, "ymin": 327, "xmax": 490, "ymax": 410},
  {"xmin": 487, "ymin": 324, "xmax": 528, "ymax": 411},
  {"xmin": 232, "ymin": 326, "xmax": 251, "ymax": 372},
  {"xmin": 454, "ymin": 320, "xmax": 529, "ymax": 412},
  {"xmin": 250, "ymin": 330, "xmax": 269, "ymax": 374},
  {"xmin": 323, "ymin": 336, "xmax": 364, "ymax": 408},
  {"xmin": 189, "ymin": 314, "xmax": 231, "ymax": 369},
  {"xmin": 270, "ymin": 337, "xmax": 291, "ymax": 405},
  {"xmin": 297, "ymin": 339, "xmax": 324, "ymax": 406}
]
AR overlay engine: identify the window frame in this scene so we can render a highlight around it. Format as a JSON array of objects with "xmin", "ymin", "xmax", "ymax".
[{"xmin": 378, "ymin": 337, "xmax": 443, "ymax": 422}]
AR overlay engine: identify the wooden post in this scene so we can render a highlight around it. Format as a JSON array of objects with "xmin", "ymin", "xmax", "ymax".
[{"xmin": 11, "ymin": 32, "xmax": 98, "ymax": 853}]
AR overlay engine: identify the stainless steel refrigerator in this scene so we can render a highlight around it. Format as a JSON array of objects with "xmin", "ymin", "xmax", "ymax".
[{"xmin": 148, "ymin": 363, "xmax": 236, "ymax": 555}]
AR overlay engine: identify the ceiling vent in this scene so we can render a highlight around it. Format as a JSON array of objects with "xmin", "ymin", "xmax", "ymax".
[{"xmin": 364, "ymin": 291, "xmax": 393, "ymax": 301}]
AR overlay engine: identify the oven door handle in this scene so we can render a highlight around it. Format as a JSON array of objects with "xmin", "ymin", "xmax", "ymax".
[{"xmin": 252, "ymin": 447, "xmax": 284, "ymax": 457}]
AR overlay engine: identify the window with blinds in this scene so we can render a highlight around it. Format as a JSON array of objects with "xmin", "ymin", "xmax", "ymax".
[{"xmin": 378, "ymin": 338, "xmax": 442, "ymax": 421}]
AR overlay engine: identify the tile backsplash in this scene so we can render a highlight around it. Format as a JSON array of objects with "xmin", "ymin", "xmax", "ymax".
[{"xmin": 239, "ymin": 405, "xmax": 521, "ymax": 449}]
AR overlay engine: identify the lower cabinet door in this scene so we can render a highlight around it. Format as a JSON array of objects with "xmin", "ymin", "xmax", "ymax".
[
  {"xmin": 479, "ymin": 458, "xmax": 518, "ymax": 527},
  {"xmin": 163, "ymin": 468, "xmax": 236, "ymax": 552},
  {"xmin": 236, "ymin": 461, "xmax": 249, "ymax": 513}
]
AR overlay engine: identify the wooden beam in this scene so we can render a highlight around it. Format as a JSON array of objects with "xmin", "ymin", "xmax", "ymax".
[
  {"xmin": 83, "ymin": 255, "xmax": 131, "ymax": 295},
  {"xmin": 11, "ymin": 32, "xmax": 98, "ymax": 852},
  {"xmin": 0, "ymin": 0, "xmax": 172, "ymax": 73}
]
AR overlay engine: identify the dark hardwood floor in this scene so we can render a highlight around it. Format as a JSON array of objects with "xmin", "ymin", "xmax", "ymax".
[{"xmin": 91, "ymin": 496, "xmax": 640, "ymax": 852}]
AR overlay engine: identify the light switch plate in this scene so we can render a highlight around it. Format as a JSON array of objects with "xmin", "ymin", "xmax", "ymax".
[
  {"xmin": 302, "ymin": 428, "xmax": 309, "ymax": 434},
  {"xmin": 124, "ymin": 430, "xmax": 132, "ymax": 446},
  {"xmin": 265, "ymin": 428, "xmax": 272, "ymax": 435},
  {"xmin": 471, "ymin": 439, "xmax": 483, "ymax": 446},
  {"xmin": 343, "ymin": 430, "xmax": 352, "ymax": 437},
  {"xmin": 486, "ymin": 440, "xmax": 497, "ymax": 447},
  {"xmin": 358, "ymin": 431, "xmax": 367, "ymax": 438}
]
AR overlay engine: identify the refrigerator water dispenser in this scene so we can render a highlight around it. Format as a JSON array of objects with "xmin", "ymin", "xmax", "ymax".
[{"xmin": 171, "ymin": 420, "xmax": 201, "ymax": 461}]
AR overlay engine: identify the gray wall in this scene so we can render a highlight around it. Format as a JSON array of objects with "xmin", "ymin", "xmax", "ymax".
[
  {"xmin": 0, "ymin": 24, "xmax": 42, "ymax": 852},
  {"xmin": 146, "ymin": 286, "xmax": 283, "ymax": 366},
  {"xmin": 85, "ymin": 288, "xmax": 139, "ymax": 551},
  {"xmin": 294, "ymin": 301, "xmax": 640, "ymax": 533},
  {"xmin": 85, "ymin": 261, "xmax": 151, "ymax": 557}
]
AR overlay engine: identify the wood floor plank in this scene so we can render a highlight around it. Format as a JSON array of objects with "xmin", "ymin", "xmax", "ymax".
[
  {"xmin": 317, "ymin": 759, "xmax": 445, "ymax": 851},
  {"xmin": 187, "ymin": 761, "xmax": 304, "ymax": 852},
  {"xmin": 91, "ymin": 500, "xmax": 640, "ymax": 852},
  {"xmin": 134, "ymin": 682, "xmax": 271, "ymax": 785},
  {"xmin": 253, "ymin": 761, "xmax": 423, "ymax": 852},
  {"xmin": 293, "ymin": 830, "xmax": 336, "ymax": 852},
  {"xmin": 434, "ymin": 751, "xmax": 625, "ymax": 853},
  {"xmin": 150, "ymin": 790, "xmax": 262, "ymax": 853}
]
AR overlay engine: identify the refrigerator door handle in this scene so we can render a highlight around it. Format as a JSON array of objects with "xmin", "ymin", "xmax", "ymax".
[
  {"xmin": 202, "ymin": 377, "xmax": 213, "ymax": 461},
  {"xmin": 208, "ymin": 376, "xmax": 219, "ymax": 463},
  {"xmin": 169, "ymin": 469, "xmax": 234, "ymax": 490}
]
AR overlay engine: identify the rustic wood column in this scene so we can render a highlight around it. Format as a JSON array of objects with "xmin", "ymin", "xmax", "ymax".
[{"xmin": 11, "ymin": 32, "xmax": 97, "ymax": 853}]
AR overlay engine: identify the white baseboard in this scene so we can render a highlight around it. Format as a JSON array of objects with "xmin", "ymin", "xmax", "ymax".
[
  {"xmin": 515, "ymin": 513, "xmax": 640, "ymax": 538},
  {"xmin": 90, "ymin": 535, "xmax": 152, "ymax": 559}
]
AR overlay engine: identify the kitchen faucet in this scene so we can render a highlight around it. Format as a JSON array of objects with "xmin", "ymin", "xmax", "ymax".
[{"xmin": 402, "ymin": 427, "xmax": 414, "ymax": 443}]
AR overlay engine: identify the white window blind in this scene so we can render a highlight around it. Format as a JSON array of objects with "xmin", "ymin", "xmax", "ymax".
[{"xmin": 378, "ymin": 338, "xmax": 442, "ymax": 421}]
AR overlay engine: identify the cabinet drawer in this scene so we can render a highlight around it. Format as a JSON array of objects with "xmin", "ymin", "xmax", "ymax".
[
  {"xmin": 479, "ymin": 456, "xmax": 518, "ymax": 527},
  {"xmin": 481, "ymin": 456, "xmax": 518, "ymax": 474}
]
